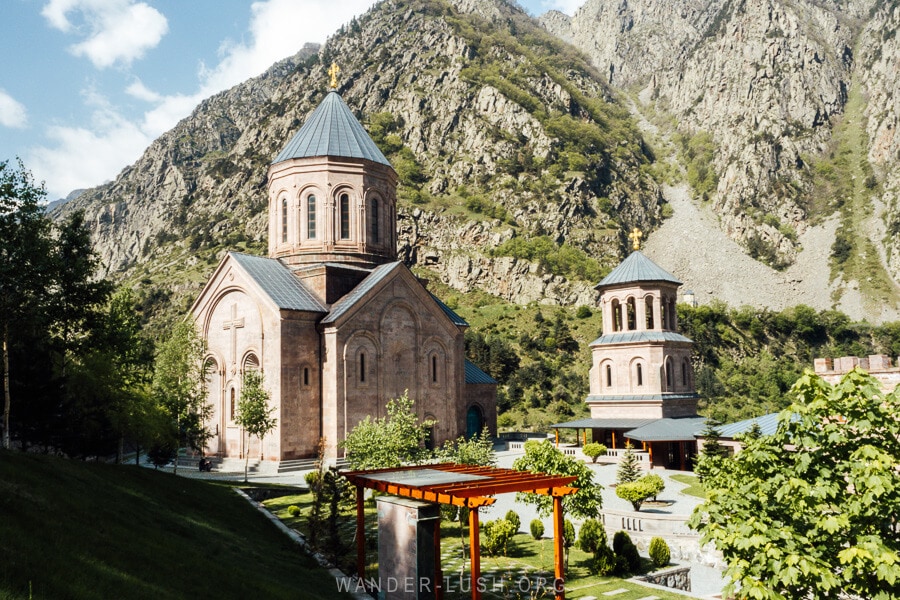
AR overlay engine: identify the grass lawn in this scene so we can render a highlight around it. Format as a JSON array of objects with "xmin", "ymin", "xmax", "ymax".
[
  {"xmin": 265, "ymin": 492, "xmax": 688, "ymax": 599},
  {"xmin": 669, "ymin": 473, "xmax": 706, "ymax": 499},
  {"xmin": 0, "ymin": 450, "xmax": 349, "ymax": 600}
]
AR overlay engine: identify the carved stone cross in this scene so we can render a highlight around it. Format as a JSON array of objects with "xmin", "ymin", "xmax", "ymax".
[{"xmin": 223, "ymin": 303, "xmax": 244, "ymax": 366}]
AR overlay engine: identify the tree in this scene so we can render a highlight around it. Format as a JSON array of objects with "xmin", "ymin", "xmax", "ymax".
[
  {"xmin": 615, "ymin": 477, "xmax": 656, "ymax": 511},
  {"xmin": 235, "ymin": 369, "xmax": 277, "ymax": 483},
  {"xmin": 689, "ymin": 369, "xmax": 900, "ymax": 600},
  {"xmin": 582, "ymin": 441, "xmax": 607, "ymax": 463},
  {"xmin": 434, "ymin": 426, "xmax": 495, "ymax": 466},
  {"xmin": 695, "ymin": 419, "xmax": 729, "ymax": 481},
  {"xmin": 151, "ymin": 320, "xmax": 211, "ymax": 474},
  {"xmin": 0, "ymin": 160, "xmax": 53, "ymax": 449},
  {"xmin": 512, "ymin": 439, "xmax": 603, "ymax": 519},
  {"xmin": 340, "ymin": 392, "xmax": 433, "ymax": 470},
  {"xmin": 615, "ymin": 442, "xmax": 641, "ymax": 484}
]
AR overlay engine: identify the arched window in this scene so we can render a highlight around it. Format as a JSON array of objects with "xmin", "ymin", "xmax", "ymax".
[
  {"xmin": 339, "ymin": 193, "xmax": 350, "ymax": 239},
  {"xmin": 431, "ymin": 355, "xmax": 438, "ymax": 383},
  {"xmin": 359, "ymin": 352, "xmax": 366, "ymax": 383},
  {"xmin": 281, "ymin": 197, "xmax": 288, "ymax": 243},
  {"xmin": 605, "ymin": 364, "xmax": 612, "ymax": 388},
  {"xmin": 307, "ymin": 194, "xmax": 317, "ymax": 239},
  {"xmin": 627, "ymin": 297, "xmax": 636, "ymax": 331},
  {"xmin": 371, "ymin": 198, "xmax": 379, "ymax": 243},
  {"xmin": 665, "ymin": 358, "xmax": 673, "ymax": 390},
  {"xmin": 661, "ymin": 301, "xmax": 667, "ymax": 331},
  {"xmin": 611, "ymin": 300, "xmax": 621, "ymax": 332},
  {"xmin": 230, "ymin": 388, "xmax": 236, "ymax": 421},
  {"xmin": 303, "ymin": 367, "xmax": 309, "ymax": 387},
  {"xmin": 243, "ymin": 353, "xmax": 260, "ymax": 372},
  {"xmin": 682, "ymin": 359, "xmax": 689, "ymax": 388},
  {"xmin": 636, "ymin": 363, "xmax": 643, "ymax": 387},
  {"xmin": 645, "ymin": 297, "xmax": 654, "ymax": 329}
]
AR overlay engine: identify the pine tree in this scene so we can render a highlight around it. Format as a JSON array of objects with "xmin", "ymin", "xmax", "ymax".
[{"xmin": 616, "ymin": 442, "xmax": 641, "ymax": 484}]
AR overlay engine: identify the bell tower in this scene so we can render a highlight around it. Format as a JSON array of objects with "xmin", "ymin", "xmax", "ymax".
[
  {"xmin": 587, "ymin": 231, "xmax": 699, "ymax": 419},
  {"xmin": 266, "ymin": 65, "xmax": 398, "ymax": 272}
]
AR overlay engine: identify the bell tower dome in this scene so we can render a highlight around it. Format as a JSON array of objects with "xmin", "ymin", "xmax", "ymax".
[{"xmin": 266, "ymin": 81, "xmax": 397, "ymax": 271}]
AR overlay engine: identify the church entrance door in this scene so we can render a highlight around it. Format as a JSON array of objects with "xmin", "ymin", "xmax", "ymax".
[{"xmin": 466, "ymin": 405, "xmax": 483, "ymax": 438}]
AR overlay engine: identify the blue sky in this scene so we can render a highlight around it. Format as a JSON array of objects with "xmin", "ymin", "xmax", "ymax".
[{"xmin": 0, "ymin": 0, "xmax": 581, "ymax": 199}]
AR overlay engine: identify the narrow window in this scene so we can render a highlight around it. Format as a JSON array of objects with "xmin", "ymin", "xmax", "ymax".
[
  {"xmin": 637, "ymin": 363, "xmax": 643, "ymax": 386},
  {"xmin": 611, "ymin": 300, "xmax": 621, "ymax": 332},
  {"xmin": 627, "ymin": 298, "xmax": 636, "ymax": 330},
  {"xmin": 371, "ymin": 199, "xmax": 379, "ymax": 243},
  {"xmin": 303, "ymin": 367, "xmax": 309, "ymax": 387},
  {"xmin": 661, "ymin": 301, "xmax": 667, "ymax": 331},
  {"xmin": 281, "ymin": 198, "xmax": 288, "ymax": 243},
  {"xmin": 340, "ymin": 193, "xmax": 350, "ymax": 239},
  {"xmin": 230, "ymin": 388, "xmax": 236, "ymax": 421},
  {"xmin": 605, "ymin": 364, "xmax": 612, "ymax": 388},
  {"xmin": 431, "ymin": 355, "xmax": 437, "ymax": 383},
  {"xmin": 307, "ymin": 195, "xmax": 317, "ymax": 239},
  {"xmin": 645, "ymin": 297, "xmax": 655, "ymax": 329},
  {"xmin": 359, "ymin": 352, "xmax": 366, "ymax": 383},
  {"xmin": 682, "ymin": 361, "xmax": 688, "ymax": 387},
  {"xmin": 665, "ymin": 360, "xmax": 673, "ymax": 389}
]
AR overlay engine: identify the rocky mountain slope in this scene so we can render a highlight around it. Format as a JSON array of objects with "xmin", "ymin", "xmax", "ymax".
[
  {"xmin": 541, "ymin": 0, "xmax": 900, "ymax": 317},
  {"xmin": 56, "ymin": 0, "xmax": 662, "ymax": 318},
  {"xmin": 54, "ymin": 0, "xmax": 900, "ymax": 324}
]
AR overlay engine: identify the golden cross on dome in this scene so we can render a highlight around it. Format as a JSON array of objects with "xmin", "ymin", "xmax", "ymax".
[
  {"xmin": 628, "ymin": 227, "xmax": 643, "ymax": 251},
  {"xmin": 328, "ymin": 62, "xmax": 341, "ymax": 89}
]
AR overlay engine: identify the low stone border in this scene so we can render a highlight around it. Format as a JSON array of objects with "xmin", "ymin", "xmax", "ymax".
[
  {"xmin": 634, "ymin": 565, "xmax": 692, "ymax": 593},
  {"xmin": 234, "ymin": 488, "xmax": 370, "ymax": 600}
]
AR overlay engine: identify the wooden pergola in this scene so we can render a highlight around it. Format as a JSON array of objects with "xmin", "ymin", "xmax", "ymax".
[{"xmin": 342, "ymin": 463, "xmax": 578, "ymax": 600}]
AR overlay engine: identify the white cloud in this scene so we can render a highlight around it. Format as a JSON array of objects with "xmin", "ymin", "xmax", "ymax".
[
  {"xmin": 0, "ymin": 90, "xmax": 28, "ymax": 128},
  {"xmin": 42, "ymin": 0, "xmax": 168, "ymax": 68},
  {"xmin": 27, "ymin": 90, "xmax": 151, "ymax": 197}
]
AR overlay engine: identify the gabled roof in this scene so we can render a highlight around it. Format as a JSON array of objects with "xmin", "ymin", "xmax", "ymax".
[
  {"xmin": 625, "ymin": 417, "xmax": 707, "ymax": 442},
  {"xmin": 589, "ymin": 331, "xmax": 693, "ymax": 346},
  {"xmin": 320, "ymin": 261, "xmax": 401, "ymax": 325},
  {"xmin": 431, "ymin": 293, "xmax": 468, "ymax": 327},
  {"xmin": 230, "ymin": 252, "xmax": 326, "ymax": 312},
  {"xmin": 272, "ymin": 91, "xmax": 392, "ymax": 167},
  {"xmin": 596, "ymin": 250, "xmax": 682, "ymax": 289},
  {"xmin": 715, "ymin": 412, "xmax": 783, "ymax": 439},
  {"xmin": 465, "ymin": 360, "xmax": 496, "ymax": 385}
]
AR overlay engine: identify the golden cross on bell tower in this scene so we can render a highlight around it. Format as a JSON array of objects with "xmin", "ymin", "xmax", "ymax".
[
  {"xmin": 628, "ymin": 227, "xmax": 643, "ymax": 251},
  {"xmin": 328, "ymin": 62, "xmax": 341, "ymax": 89}
]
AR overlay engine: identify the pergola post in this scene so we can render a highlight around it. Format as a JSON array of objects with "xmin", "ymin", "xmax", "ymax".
[
  {"xmin": 553, "ymin": 495, "xmax": 565, "ymax": 600},
  {"xmin": 555, "ymin": 428, "xmax": 559, "ymax": 447},
  {"xmin": 469, "ymin": 506, "xmax": 481, "ymax": 600},
  {"xmin": 435, "ymin": 517, "xmax": 443, "ymax": 600},
  {"xmin": 355, "ymin": 484, "xmax": 365, "ymax": 580}
]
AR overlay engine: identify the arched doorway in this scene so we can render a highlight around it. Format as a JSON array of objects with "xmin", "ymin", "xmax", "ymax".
[{"xmin": 466, "ymin": 405, "xmax": 483, "ymax": 438}]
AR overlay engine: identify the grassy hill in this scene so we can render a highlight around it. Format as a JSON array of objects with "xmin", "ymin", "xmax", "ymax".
[{"xmin": 0, "ymin": 451, "xmax": 347, "ymax": 600}]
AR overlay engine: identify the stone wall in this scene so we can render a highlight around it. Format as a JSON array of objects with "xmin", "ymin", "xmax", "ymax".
[
  {"xmin": 635, "ymin": 566, "xmax": 691, "ymax": 593},
  {"xmin": 814, "ymin": 355, "xmax": 900, "ymax": 392}
]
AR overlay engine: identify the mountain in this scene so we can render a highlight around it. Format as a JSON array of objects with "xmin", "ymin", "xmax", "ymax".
[
  {"xmin": 53, "ymin": 0, "xmax": 900, "ymax": 324},
  {"xmin": 540, "ymin": 0, "xmax": 900, "ymax": 320},
  {"xmin": 44, "ymin": 188, "xmax": 85, "ymax": 213}
]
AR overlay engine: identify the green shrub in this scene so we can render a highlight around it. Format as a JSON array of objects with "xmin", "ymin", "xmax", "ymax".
[
  {"xmin": 593, "ymin": 544, "xmax": 616, "ymax": 576},
  {"xmin": 649, "ymin": 537, "xmax": 671, "ymax": 568},
  {"xmin": 482, "ymin": 519, "xmax": 517, "ymax": 556},
  {"xmin": 641, "ymin": 473, "xmax": 665, "ymax": 501},
  {"xmin": 577, "ymin": 518, "xmax": 607, "ymax": 554},
  {"xmin": 575, "ymin": 305, "xmax": 592, "ymax": 318},
  {"xmin": 530, "ymin": 519, "xmax": 545, "ymax": 540},
  {"xmin": 582, "ymin": 442, "xmax": 607, "ymax": 463},
  {"xmin": 304, "ymin": 471, "xmax": 321, "ymax": 490},
  {"xmin": 616, "ymin": 479, "xmax": 655, "ymax": 511},
  {"xmin": 505, "ymin": 510, "xmax": 521, "ymax": 533},
  {"xmin": 563, "ymin": 519, "xmax": 576, "ymax": 549},
  {"xmin": 612, "ymin": 530, "xmax": 641, "ymax": 574}
]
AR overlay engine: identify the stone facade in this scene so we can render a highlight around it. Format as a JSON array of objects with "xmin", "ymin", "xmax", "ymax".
[
  {"xmin": 813, "ymin": 355, "xmax": 900, "ymax": 391},
  {"xmin": 190, "ymin": 90, "xmax": 496, "ymax": 462}
]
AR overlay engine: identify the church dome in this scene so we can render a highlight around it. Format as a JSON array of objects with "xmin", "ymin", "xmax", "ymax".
[
  {"xmin": 595, "ymin": 250, "xmax": 682, "ymax": 289},
  {"xmin": 272, "ymin": 90, "xmax": 392, "ymax": 168}
]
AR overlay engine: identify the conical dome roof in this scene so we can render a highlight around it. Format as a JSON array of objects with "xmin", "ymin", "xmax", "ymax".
[
  {"xmin": 595, "ymin": 251, "xmax": 682, "ymax": 289},
  {"xmin": 272, "ymin": 91, "xmax": 392, "ymax": 167}
]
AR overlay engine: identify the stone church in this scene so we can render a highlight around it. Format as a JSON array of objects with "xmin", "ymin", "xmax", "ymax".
[{"xmin": 189, "ymin": 85, "xmax": 497, "ymax": 463}]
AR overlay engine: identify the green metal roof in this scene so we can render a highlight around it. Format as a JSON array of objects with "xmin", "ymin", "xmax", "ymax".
[
  {"xmin": 589, "ymin": 331, "xmax": 693, "ymax": 346},
  {"xmin": 550, "ymin": 418, "xmax": 657, "ymax": 429},
  {"xmin": 320, "ymin": 262, "xmax": 400, "ymax": 325},
  {"xmin": 625, "ymin": 417, "xmax": 707, "ymax": 442},
  {"xmin": 230, "ymin": 253, "xmax": 326, "ymax": 312},
  {"xmin": 272, "ymin": 91, "xmax": 392, "ymax": 167},
  {"xmin": 465, "ymin": 360, "xmax": 496, "ymax": 385},
  {"xmin": 596, "ymin": 251, "xmax": 682, "ymax": 289}
]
